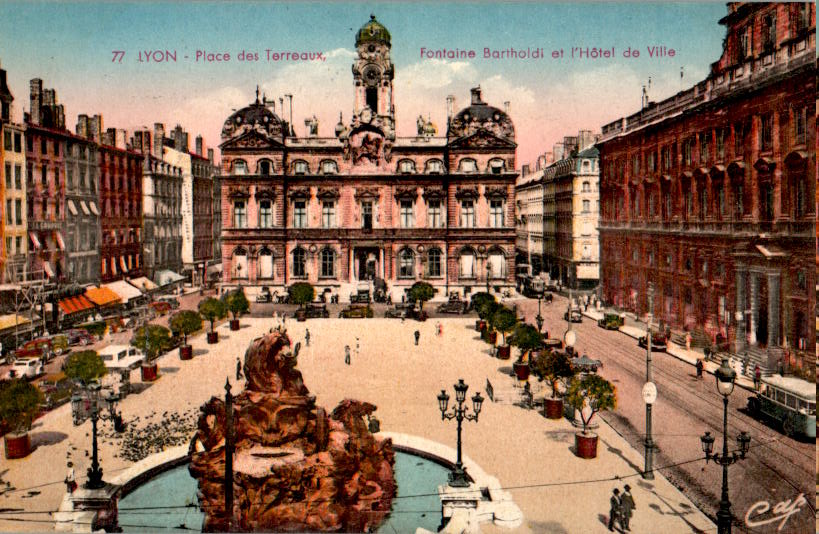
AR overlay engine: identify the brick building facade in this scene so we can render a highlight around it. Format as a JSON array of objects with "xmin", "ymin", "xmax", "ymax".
[
  {"xmin": 219, "ymin": 16, "xmax": 517, "ymax": 299},
  {"xmin": 598, "ymin": 2, "xmax": 815, "ymax": 373}
]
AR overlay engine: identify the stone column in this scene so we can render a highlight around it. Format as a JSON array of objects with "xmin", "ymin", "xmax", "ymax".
[
  {"xmin": 767, "ymin": 271, "xmax": 780, "ymax": 348},
  {"xmin": 749, "ymin": 272, "xmax": 759, "ymax": 345},
  {"xmin": 734, "ymin": 265, "xmax": 746, "ymax": 351}
]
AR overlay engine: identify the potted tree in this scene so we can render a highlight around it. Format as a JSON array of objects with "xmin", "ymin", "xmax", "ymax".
[
  {"xmin": 223, "ymin": 288, "xmax": 249, "ymax": 331},
  {"xmin": 491, "ymin": 306, "xmax": 518, "ymax": 360},
  {"xmin": 478, "ymin": 300, "xmax": 501, "ymax": 343},
  {"xmin": 511, "ymin": 323, "xmax": 541, "ymax": 381},
  {"xmin": 132, "ymin": 324, "xmax": 172, "ymax": 381},
  {"xmin": 0, "ymin": 379, "xmax": 44, "ymax": 459},
  {"xmin": 533, "ymin": 350, "xmax": 576, "ymax": 419},
  {"xmin": 199, "ymin": 297, "xmax": 227, "ymax": 343},
  {"xmin": 566, "ymin": 374, "xmax": 617, "ymax": 458},
  {"xmin": 471, "ymin": 292, "xmax": 495, "ymax": 331},
  {"xmin": 169, "ymin": 310, "xmax": 203, "ymax": 360},
  {"xmin": 407, "ymin": 282, "xmax": 435, "ymax": 321},
  {"xmin": 63, "ymin": 350, "xmax": 107, "ymax": 386},
  {"xmin": 288, "ymin": 282, "xmax": 315, "ymax": 321}
]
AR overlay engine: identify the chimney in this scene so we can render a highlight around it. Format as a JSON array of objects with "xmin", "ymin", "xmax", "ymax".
[
  {"xmin": 195, "ymin": 135, "xmax": 203, "ymax": 156},
  {"xmin": 76, "ymin": 114, "xmax": 89, "ymax": 138},
  {"xmin": 521, "ymin": 164, "xmax": 530, "ymax": 176},
  {"xmin": 153, "ymin": 123, "xmax": 165, "ymax": 159},
  {"xmin": 207, "ymin": 148, "xmax": 214, "ymax": 164},
  {"xmin": 446, "ymin": 95, "xmax": 455, "ymax": 121},
  {"xmin": 133, "ymin": 130, "xmax": 151, "ymax": 154},
  {"xmin": 29, "ymin": 78, "xmax": 43, "ymax": 125},
  {"xmin": 115, "ymin": 128, "xmax": 127, "ymax": 150},
  {"xmin": 544, "ymin": 152, "xmax": 554, "ymax": 165},
  {"xmin": 470, "ymin": 86, "xmax": 482, "ymax": 105},
  {"xmin": 553, "ymin": 143, "xmax": 565, "ymax": 162},
  {"xmin": 89, "ymin": 115, "xmax": 103, "ymax": 142},
  {"xmin": 503, "ymin": 101, "xmax": 510, "ymax": 114},
  {"xmin": 578, "ymin": 130, "xmax": 595, "ymax": 151},
  {"xmin": 102, "ymin": 128, "xmax": 116, "ymax": 147}
]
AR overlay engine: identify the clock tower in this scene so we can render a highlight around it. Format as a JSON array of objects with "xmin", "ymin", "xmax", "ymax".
[{"xmin": 353, "ymin": 15, "xmax": 395, "ymax": 139}]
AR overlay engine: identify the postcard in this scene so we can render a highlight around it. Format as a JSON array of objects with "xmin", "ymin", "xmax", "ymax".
[{"xmin": 0, "ymin": 2, "xmax": 814, "ymax": 533}]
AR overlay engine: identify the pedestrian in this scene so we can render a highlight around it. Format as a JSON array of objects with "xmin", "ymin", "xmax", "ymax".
[
  {"xmin": 305, "ymin": 329, "xmax": 311, "ymax": 347},
  {"xmin": 777, "ymin": 357, "xmax": 784, "ymax": 376},
  {"xmin": 620, "ymin": 484, "xmax": 636, "ymax": 531},
  {"xmin": 414, "ymin": 330, "xmax": 420, "ymax": 346},
  {"xmin": 608, "ymin": 488, "xmax": 622, "ymax": 531},
  {"xmin": 344, "ymin": 345, "xmax": 351, "ymax": 365},
  {"xmin": 742, "ymin": 352, "xmax": 749, "ymax": 376},
  {"xmin": 65, "ymin": 462, "xmax": 76, "ymax": 493},
  {"xmin": 437, "ymin": 322, "xmax": 443, "ymax": 337},
  {"xmin": 695, "ymin": 359, "xmax": 703, "ymax": 379},
  {"xmin": 235, "ymin": 357, "xmax": 243, "ymax": 381},
  {"xmin": 685, "ymin": 332, "xmax": 692, "ymax": 350},
  {"xmin": 753, "ymin": 364, "xmax": 761, "ymax": 391}
]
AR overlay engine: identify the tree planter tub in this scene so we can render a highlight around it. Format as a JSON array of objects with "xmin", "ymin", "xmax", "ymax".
[
  {"xmin": 141, "ymin": 363, "xmax": 158, "ymax": 382},
  {"xmin": 296, "ymin": 310, "xmax": 307, "ymax": 322},
  {"xmin": 230, "ymin": 319, "xmax": 240, "ymax": 331},
  {"xmin": 207, "ymin": 332, "xmax": 219, "ymax": 344},
  {"xmin": 476, "ymin": 320, "xmax": 485, "ymax": 331},
  {"xmin": 575, "ymin": 432, "xmax": 598, "ymax": 459},
  {"xmin": 512, "ymin": 360, "xmax": 529, "ymax": 379},
  {"xmin": 179, "ymin": 345, "xmax": 193, "ymax": 360},
  {"xmin": 487, "ymin": 331, "xmax": 497, "ymax": 345},
  {"xmin": 4, "ymin": 432, "xmax": 31, "ymax": 459},
  {"xmin": 495, "ymin": 344, "xmax": 510, "ymax": 360},
  {"xmin": 543, "ymin": 397, "xmax": 564, "ymax": 419}
]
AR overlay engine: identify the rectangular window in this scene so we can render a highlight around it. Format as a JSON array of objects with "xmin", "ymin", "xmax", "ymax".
[
  {"xmin": 583, "ymin": 199, "xmax": 591, "ymax": 214},
  {"xmin": 361, "ymin": 201, "xmax": 373, "ymax": 229},
  {"xmin": 762, "ymin": 14, "xmax": 776, "ymax": 51},
  {"xmin": 41, "ymin": 164, "xmax": 47, "ymax": 186},
  {"xmin": 27, "ymin": 163, "xmax": 32, "ymax": 185},
  {"xmin": 716, "ymin": 129, "xmax": 725, "ymax": 159},
  {"xmin": 13, "ymin": 133, "xmax": 21, "ymax": 153},
  {"xmin": 400, "ymin": 200, "xmax": 414, "ymax": 228},
  {"xmin": 5, "ymin": 200, "xmax": 11, "ymax": 224},
  {"xmin": 428, "ymin": 200, "xmax": 442, "ymax": 228},
  {"xmin": 700, "ymin": 132, "xmax": 710, "ymax": 163},
  {"xmin": 632, "ymin": 154, "xmax": 639, "ymax": 174},
  {"xmin": 67, "ymin": 168, "xmax": 74, "ymax": 189},
  {"xmin": 3, "ymin": 131, "xmax": 10, "ymax": 151},
  {"xmin": 716, "ymin": 184, "xmax": 725, "ymax": 217},
  {"xmin": 4, "ymin": 237, "xmax": 9, "ymax": 255},
  {"xmin": 739, "ymin": 26, "xmax": 750, "ymax": 59},
  {"xmin": 26, "ymin": 135, "xmax": 32, "ymax": 152},
  {"xmin": 293, "ymin": 200, "xmax": 306, "ymax": 228},
  {"xmin": 683, "ymin": 138, "xmax": 693, "ymax": 165},
  {"xmin": 734, "ymin": 122, "xmax": 745, "ymax": 156},
  {"xmin": 259, "ymin": 200, "xmax": 272, "ymax": 228},
  {"xmin": 460, "ymin": 200, "xmax": 475, "ymax": 228},
  {"xmin": 14, "ymin": 165, "xmax": 21, "ymax": 189},
  {"xmin": 4, "ymin": 163, "xmax": 10, "ymax": 188},
  {"xmin": 15, "ymin": 199, "xmax": 21, "ymax": 225},
  {"xmin": 647, "ymin": 151, "xmax": 656, "ymax": 172},
  {"xmin": 321, "ymin": 201, "xmax": 335, "ymax": 228},
  {"xmin": 795, "ymin": 106, "xmax": 807, "ymax": 144},
  {"xmin": 661, "ymin": 145, "xmax": 672, "ymax": 170},
  {"xmin": 233, "ymin": 200, "xmax": 247, "ymax": 228},
  {"xmin": 14, "ymin": 236, "xmax": 20, "ymax": 253},
  {"xmin": 735, "ymin": 184, "xmax": 744, "ymax": 217},
  {"xmin": 490, "ymin": 199, "xmax": 504, "ymax": 227},
  {"xmin": 760, "ymin": 114, "xmax": 773, "ymax": 151}
]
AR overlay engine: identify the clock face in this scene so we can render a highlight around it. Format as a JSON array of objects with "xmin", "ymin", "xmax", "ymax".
[{"xmin": 363, "ymin": 64, "xmax": 380, "ymax": 87}]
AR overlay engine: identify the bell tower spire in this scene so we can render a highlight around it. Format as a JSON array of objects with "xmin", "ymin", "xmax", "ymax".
[{"xmin": 352, "ymin": 14, "xmax": 395, "ymax": 139}]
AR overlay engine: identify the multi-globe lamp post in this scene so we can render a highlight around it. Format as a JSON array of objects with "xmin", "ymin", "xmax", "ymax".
[
  {"xmin": 71, "ymin": 383, "xmax": 121, "ymax": 489},
  {"xmin": 437, "ymin": 379, "xmax": 484, "ymax": 488},
  {"xmin": 699, "ymin": 358, "xmax": 751, "ymax": 534},
  {"xmin": 535, "ymin": 294, "xmax": 544, "ymax": 334}
]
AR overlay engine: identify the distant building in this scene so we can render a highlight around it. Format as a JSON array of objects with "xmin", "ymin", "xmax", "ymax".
[
  {"xmin": 598, "ymin": 2, "xmax": 815, "ymax": 372},
  {"xmin": 68, "ymin": 115, "xmax": 101, "ymax": 284},
  {"xmin": 0, "ymin": 65, "xmax": 27, "ymax": 281}
]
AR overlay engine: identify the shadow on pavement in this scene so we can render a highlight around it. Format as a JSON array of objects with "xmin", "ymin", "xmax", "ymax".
[
  {"xmin": 31, "ymin": 431, "xmax": 68, "ymax": 450},
  {"xmin": 128, "ymin": 382, "xmax": 155, "ymax": 395},
  {"xmin": 193, "ymin": 349, "xmax": 208, "ymax": 356},
  {"xmin": 497, "ymin": 366, "xmax": 513, "ymax": 376},
  {"xmin": 603, "ymin": 438, "xmax": 643, "ymax": 475},
  {"xmin": 159, "ymin": 366, "xmax": 179, "ymax": 374},
  {"xmin": 528, "ymin": 520, "xmax": 570, "ymax": 533}
]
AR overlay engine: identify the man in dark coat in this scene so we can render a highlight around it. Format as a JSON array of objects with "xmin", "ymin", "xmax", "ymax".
[
  {"xmin": 608, "ymin": 488, "xmax": 621, "ymax": 531},
  {"xmin": 620, "ymin": 484, "xmax": 636, "ymax": 531},
  {"xmin": 414, "ymin": 330, "xmax": 420, "ymax": 345}
]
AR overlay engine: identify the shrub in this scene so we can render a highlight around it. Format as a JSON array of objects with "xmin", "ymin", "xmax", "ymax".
[
  {"xmin": 533, "ymin": 350, "xmax": 576, "ymax": 398},
  {"xmin": 198, "ymin": 298, "xmax": 227, "ymax": 332},
  {"xmin": 63, "ymin": 350, "xmax": 107, "ymax": 386},
  {"xmin": 169, "ymin": 310, "xmax": 203, "ymax": 346},
  {"xmin": 0, "ymin": 379, "xmax": 43, "ymax": 434},
  {"xmin": 131, "ymin": 325, "xmax": 173, "ymax": 361},
  {"xmin": 566, "ymin": 374, "xmax": 617, "ymax": 435},
  {"xmin": 223, "ymin": 288, "xmax": 250, "ymax": 320},
  {"xmin": 511, "ymin": 323, "xmax": 542, "ymax": 362},
  {"xmin": 288, "ymin": 283, "xmax": 315, "ymax": 308},
  {"xmin": 491, "ymin": 307, "xmax": 518, "ymax": 345},
  {"xmin": 407, "ymin": 282, "xmax": 435, "ymax": 310}
]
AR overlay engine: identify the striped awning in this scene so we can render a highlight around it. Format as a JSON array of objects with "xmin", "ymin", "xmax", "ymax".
[
  {"xmin": 58, "ymin": 294, "xmax": 95, "ymax": 315},
  {"xmin": 42, "ymin": 261, "xmax": 55, "ymax": 278},
  {"xmin": 67, "ymin": 200, "xmax": 78, "ymax": 216},
  {"xmin": 29, "ymin": 232, "xmax": 41, "ymax": 250},
  {"xmin": 0, "ymin": 314, "xmax": 31, "ymax": 331},
  {"xmin": 55, "ymin": 232, "xmax": 65, "ymax": 251},
  {"xmin": 120, "ymin": 256, "xmax": 129, "ymax": 273},
  {"xmin": 84, "ymin": 286, "xmax": 122, "ymax": 307},
  {"xmin": 80, "ymin": 201, "xmax": 90, "ymax": 215},
  {"xmin": 89, "ymin": 202, "xmax": 100, "ymax": 216}
]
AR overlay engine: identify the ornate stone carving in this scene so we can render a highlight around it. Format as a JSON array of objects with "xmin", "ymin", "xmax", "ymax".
[
  {"xmin": 254, "ymin": 188, "xmax": 276, "ymax": 201},
  {"xmin": 455, "ymin": 186, "xmax": 479, "ymax": 199},
  {"xmin": 287, "ymin": 187, "xmax": 310, "ymax": 199},
  {"xmin": 394, "ymin": 186, "xmax": 417, "ymax": 199},
  {"xmin": 422, "ymin": 187, "xmax": 445, "ymax": 201},
  {"xmin": 317, "ymin": 187, "xmax": 340, "ymax": 200},
  {"xmin": 227, "ymin": 187, "xmax": 250, "ymax": 199},
  {"xmin": 354, "ymin": 187, "xmax": 380, "ymax": 200},
  {"xmin": 485, "ymin": 185, "xmax": 507, "ymax": 199}
]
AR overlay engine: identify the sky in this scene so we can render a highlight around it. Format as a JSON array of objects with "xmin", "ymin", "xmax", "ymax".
[{"xmin": 0, "ymin": 1, "xmax": 727, "ymax": 166}]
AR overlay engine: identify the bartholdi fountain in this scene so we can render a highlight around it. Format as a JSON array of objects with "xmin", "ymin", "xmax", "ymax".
[{"xmin": 189, "ymin": 328, "xmax": 396, "ymax": 532}]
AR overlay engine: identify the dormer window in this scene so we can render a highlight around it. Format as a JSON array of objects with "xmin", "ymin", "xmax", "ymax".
[
  {"xmin": 293, "ymin": 160, "xmax": 308, "ymax": 175},
  {"xmin": 321, "ymin": 160, "xmax": 338, "ymax": 174},
  {"xmin": 489, "ymin": 158, "xmax": 504, "ymax": 174},
  {"xmin": 233, "ymin": 159, "xmax": 248, "ymax": 175},
  {"xmin": 258, "ymin": 159, "xmax": 272, "ymax": 175},
  {"xmin": 458, "ymin": 158, "xmax": 477, "ymax": 173},
  {"xmin": 425, "ymin": 159, "xmax": 443, "ymax": 174},
  {"xmin": 398, "ymin": 159, "xmax": 416, "ymax": 174}
]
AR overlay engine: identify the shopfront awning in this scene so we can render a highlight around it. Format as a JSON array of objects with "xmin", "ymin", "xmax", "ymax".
[
  {"xmin": 58, "ymin": 294, "xmax": 95, "ymax": 315},
  {"xmin": 55, "ymin": 232, "xmax": 65, "ymax": 251},
  {"xmin": 84, "ymin": 286, "xmax": 122, "ymax": 307},
  {"xmin": 0, "ymin": 314, "xmax": 31, "ymax": 331},
  {"xmin": 207, "ymin": 263, "xmax": 223, "ymax": 275},
  {"xmin": 29, "ymin": 232, "xmax": 41, "ymax": 250},
  {"xmin": 42, "ymin": 261, "xmax": 55, "ymax": 278},
  {"xmin": 155, "ymin": 269, "xmax": 185, "ymax": 287},
  {"xmin": 67, "ymin": 200, "xmax": 78, "ymax": 216},
  {"xmin": 127, "ymin": 277, "xmax": 158, "ymax": 292},
  {"xmin": 120, "ymin": 256, "xmax": 129, "ymax": 273},
  {"xmin": 80, "ymin": 201, "xmax": 90, "ymax": 215},
  {"xmin": 89, "ymin": 202, "xmax": 100, "ymax": 216},
  {"xmin": 102, "ymin": 280, "xmax": 143, "ymax": 303}
]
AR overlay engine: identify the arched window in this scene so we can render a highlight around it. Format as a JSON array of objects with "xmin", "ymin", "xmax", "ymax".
[
  {"xmin": 232, "ymin": 247, "xmax": 248, "ymax": 279},
  {"xmin": 320, "ymin": 160, "xmax": 338, "ymax": 175},
  {"xmin": 258, "ymin": 248, "xmax": 273, "ymax": 279},
  {"xmin": 291, "ymin": 160, "xmax": 309, "ymax": 175},
  {"xmin": 398, "ymin": 248, "xmax": 415, "ymax": 278},
  {"xmin": 582, "ymin": 181, "xmax": 591, "ymax": 192},
  {"xmin": 425, "ymin": 159, "xmax": 444, "ymax": 174},
  {"xmin": 292, "ymin": 247, "xmax": 306, "ymax": 278},
  {"xmin": 232, "ymin": 159, "xmax": 248, "ymax": 175},
  {"xmin": 458, "ymin": 158, "xmax": 477, "ymax": 173},
  {"xmin": 488, "ymin": 249, "xmax": 505, "ymax": 279},
  {"xmin": 398, "ymin": 159, "xmax": 416, "ymax": 174},
  {"xmin": 257, "ymin": 159, "xmax": 273, "ymax": 175},
  {"xmin": 426, "ymin": 248, "xmax": 442, "ymax": 278},
  {"xmin": 459, "ymin": 249, "xmax": 475, "ymax": 278},
  {"xmin": 488, "ymin": 158, "xmax": 505, "ymax": 174},
  {"xmin": 320, "ymin": 248, "xmax": 336, "ymax": 278}
]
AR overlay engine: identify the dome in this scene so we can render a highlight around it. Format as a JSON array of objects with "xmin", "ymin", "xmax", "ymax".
[
  {"xmin": 221, "ymin": 90, "xmax": 285, "ymax": 139},
  {"xmin": 356, "ymin": 14, "xmax": 391, "ymax": 48},
  {"xmin": 448, "ymin": 87, "xmax": 515, "ymax": 141}
]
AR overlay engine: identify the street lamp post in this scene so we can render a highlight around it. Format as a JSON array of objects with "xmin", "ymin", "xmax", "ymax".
[
  {"xmin": 71, "ymin": 383, "xmax": 121, "ymax": 489},
  {"xmin": 643, "ymin": 283, "xmax": 655, "ymax": 480},
  {"xmin": 485, "ymin": 263, "xmax": 491, "ymax": 294},
  {"xmin": 700, "ymin": 358, "xmax": 751, "ymax": 534},
  {"xmin": 437, "ymin": 379, "xmax": 484, "ymax": 488},
  {"xmin": 535, "ymin": 295, "xmax": 544, "ymax": 333}
]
